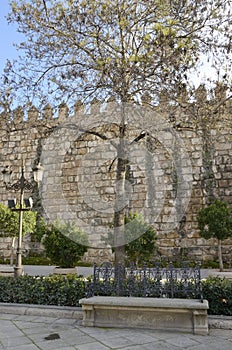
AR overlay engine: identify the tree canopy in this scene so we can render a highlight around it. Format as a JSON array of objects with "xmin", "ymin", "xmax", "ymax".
[
  {"xmin": 198, "ymin": 199, "xmax": 232, "ymax": 242},
  {"xmin": 123, "ymin": 213, "xmax": 157, "ymax": 266},
  {"xmin": 1, "ymin": 0, "xmax": 231, "ymax": 107},
  {"xmin": 197, "ymin": 199, "xmax": 232, "ymax": 271}
]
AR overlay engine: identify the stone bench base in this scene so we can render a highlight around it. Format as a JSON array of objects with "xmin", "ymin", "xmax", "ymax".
[{"xmin": 79, "ymin": 296, "xmax": 209, "ymax": 335}]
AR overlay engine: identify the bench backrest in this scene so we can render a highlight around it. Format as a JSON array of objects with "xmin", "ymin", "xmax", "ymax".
[{"xmin": 86, "ymin": 262, "xmax": 204, "ymax": 302}]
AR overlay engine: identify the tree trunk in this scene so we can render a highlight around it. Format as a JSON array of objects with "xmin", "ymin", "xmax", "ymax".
[
  {"xmin": 114, "ymin": 146, "xmax": 127, "ymax": 267},
  {"xmin": 114, "ymin": 105, "xmax": 128, "ymax": 268},
  {"xmin": 218, "ymin": 239, "xmax": 224, "ymax": 272}
]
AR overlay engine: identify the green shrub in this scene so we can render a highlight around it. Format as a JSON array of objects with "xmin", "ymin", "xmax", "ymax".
[
  {"xmin": 43, "ymin": 221, "xmax": 89, "ymax": 267},
  {"xmin": 197, "ymin": 199, "xmax": 232, "ymax": 271},
  {"xmin": 0, "ymin": 274, "xmax": 86, "ymax": 306},
  {"xmin": 123, "ymin": 213, "xmax": 157, "ymax": 266},
  {"xmin": 202, "ymin": 277, "xmax": 232, "ymax": 316},
  {"xmin": 106, "ymin": 213, "xmax": 157, "ymax": 267}
]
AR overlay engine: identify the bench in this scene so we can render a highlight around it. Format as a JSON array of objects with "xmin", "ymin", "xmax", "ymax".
[
  {"xmin": 79, "ymin": 296, "xmax": 209, "ymax": 335},
  {"xmin": 80, "ymin": 262, "xmax": 209, "ymax": 335}
]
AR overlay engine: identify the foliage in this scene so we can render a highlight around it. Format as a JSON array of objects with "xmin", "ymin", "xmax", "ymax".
[
  {"xmin": 124, "ymin": 213, "xmax": 157, "ymax": 266},
  {"xmin": 31, "ymin": 216, "xmax": 49, "ymax": 242},
  {"xmin": 200, "ymin": 260, "xmax": 231, "ymax": 269},
  {"xmin": 0, "ymin": 203, "xmax": 37, "ymax": 237},
  {"xmin": 197, "ymin": 199, "xmax": 232, "ymax": 241},
  {"xmin": 42, "ymin": 221, "xmax": 89, "ymax": 267},
  {"xmin": 202, "ymin": 277, "xmax": 232, "ymax": 316},
  {"xmin": 22, "ymin": 252, "xmax": 51, "ymax": 265},
  {"xmin": 108, "ymin": 213, "xmax": 157, "ymax": 266},
  {"xmin": 2, "ymin": 0, "xmax": 231, "ymax": 107},
  {"xmin": 197, "ymin": 199, "xmax": 232, "ymax": 271},
  {"xmin": 0, "ymin": 274, "xmax": 86, "ymax": 306}
]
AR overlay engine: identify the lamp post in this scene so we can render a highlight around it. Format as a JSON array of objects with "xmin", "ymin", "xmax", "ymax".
[{"xmin": 2, "ymin": 160, "xmax": 43, "ymax": 277}]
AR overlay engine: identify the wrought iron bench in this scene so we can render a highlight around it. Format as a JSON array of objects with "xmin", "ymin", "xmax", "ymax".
[
  {"xmin": 79, "ymin": 262, "xmax": 209, "ymax": 335},
  {"xmin": 85, "ymin": 261, "xmax": 204, "ymax": 301}
]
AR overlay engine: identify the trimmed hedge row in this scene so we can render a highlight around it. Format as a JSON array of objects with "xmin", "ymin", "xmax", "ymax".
[
  {"xmin": 0, "ymin": 274, "xmax": 231, "ymax": 315},
  {"xmin": 0, "ymin": 274, "xmax": 86, "ymax": 306}
]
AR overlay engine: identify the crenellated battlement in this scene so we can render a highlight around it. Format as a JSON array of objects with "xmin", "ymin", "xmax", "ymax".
[{"xmin": 1, "ymin": 84, "xmax": 231, "ymax": 131}]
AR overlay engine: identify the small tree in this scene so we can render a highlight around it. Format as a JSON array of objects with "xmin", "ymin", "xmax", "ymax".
[
  {"xmin": 124, "ymin": 213, "xmax": 157, "ymax": 267},
  {"xmin": 42, "ymin": 221, "xmax": 89, "ymax": 268},
  {"xmin": 0, "ymin": 203, "xmax": 37, "ymax": 237},
  {"xmin": 197, "ymin": 199, "xmax": 232, "ymax": 271},
  {"xmin": 107, "ymin": 213, "xmax": 157, "ymax": 267}
]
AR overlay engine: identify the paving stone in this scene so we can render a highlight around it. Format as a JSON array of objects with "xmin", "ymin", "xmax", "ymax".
[
  {"xmin": 63, "ymin": 335, "xmax": 97, "ymax": 347},
  {"xmin": 14, "ymin": 321, "xmax": 46, "ymax": 329},
  {"xmin": 165, "ymin": 335, "xmax": 200, "ymax": 348},
  {"xmin": 121, "ymin": 346, "xmax": 153, "ymax": 350},
  {"xmin": 191, "ymin": 342, "xmax": 232, "ymax": 350},
  {"xmin": 18, "ymin": 325, "xmax": 51, "ymax": 336},
  {"xmin": 99, "ymin": 336, "xmax": 135, "ymax": 348},
  {"xmin": 6, "ymin": 344, "xmax": 39, "ymax": 350},
  {"xmin": 35, "ymin": 339, "xmax": 71, "ymax": 350},
  {"xmin": 144, "ymin": 342, "xmax": 179, "ymax": 349},
  {"xmin": 76, "ymin": 342, "xmax": 110, "ymax": 350},
  {"xmin": 125, "ymin": 332, "xmax": 161, "ymax": 344},
  {"xmin": 2, "ymin": 335, "xmax": 33, "ymax": 348}
]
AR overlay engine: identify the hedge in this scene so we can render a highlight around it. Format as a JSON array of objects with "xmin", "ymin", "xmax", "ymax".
[
  {"xmin": 0, "ymin": 275, "xmax": 231, "ymax": 315},
  {"xmin": 0, "ymin": 274, "xmax": 86, "ymax": 306},
  {"xmin": 202, "ymin": 277, "xmax": 232, "ymax": 316}
]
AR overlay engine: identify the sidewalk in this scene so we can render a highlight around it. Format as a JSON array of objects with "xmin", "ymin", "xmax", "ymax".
[
  {"xmin": 0, "ymin": 307, "xmax": 232, "ymax": 350},
  {"xmin": 0, "ymin": 265, "xmax": 231, "ymax": 349}
]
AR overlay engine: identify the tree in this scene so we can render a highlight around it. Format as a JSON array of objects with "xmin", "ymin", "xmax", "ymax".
[
  {"xmin": 123, "ymin": 213, "xmax": 157, "ymax": 267},
  {"xmin": 2, "ymin": 0, "xmax": 232, "ymax": 266},
  {"xmin": 42, "ymin": 220, "xmax": 89, "ymax": 267},
  {"xmin": 105, "ymin": 212, "xmax": 157, "ymax": 266},
  {"xmin": 0, "ymin": 203, "xmax": 37, "ymax": 237},
  {"xmin": 197, "ymin": 199, "xmax": 232, "ymax": 271},
  {"xmin": 4, "ymin": 0, "xmax": 232, "ymax": 106}
]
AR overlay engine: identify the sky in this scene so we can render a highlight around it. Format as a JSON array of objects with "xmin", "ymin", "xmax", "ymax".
[
  {"xmin": 0, "ymin": 1, "xmax": 23, "ymax": 76},
  {"xmin": 0, "ymin": 1, "xmax": 222, "ymax": 91}
]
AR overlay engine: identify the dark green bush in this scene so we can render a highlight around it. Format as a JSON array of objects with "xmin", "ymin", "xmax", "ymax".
[
  {"xmin": 202, "ymin": 277, "xmax": 232, "ymax": 316},
  {"xmin": 106, "ymin": 213, "xmax": 157, "ymax": 267},
  {"xmin": 0, "ymin": 274, "xmax": 86, "ymax": 306},
  {"xmin": 43, "ymin": 221, "xmax": 89, "ymax": 268}
]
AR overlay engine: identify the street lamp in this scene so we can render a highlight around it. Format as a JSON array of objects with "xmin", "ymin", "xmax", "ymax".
[{"xmin": 2, "ymin": 160, "xmax": 43, "ymax": 277}]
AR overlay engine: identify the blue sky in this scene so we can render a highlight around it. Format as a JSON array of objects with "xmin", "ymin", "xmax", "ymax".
[
  {"xmin": 0, "ymin": 1, "xmax": 218, "ymax": 89},
  {"xmin": 0, "ymin": 1, "xmax": 23, "ymax": 75}
]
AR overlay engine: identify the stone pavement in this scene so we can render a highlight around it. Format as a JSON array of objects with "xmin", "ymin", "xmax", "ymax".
[{"xmin": 0, "ymin": 306, "xmax": 232, "ymax": 350}]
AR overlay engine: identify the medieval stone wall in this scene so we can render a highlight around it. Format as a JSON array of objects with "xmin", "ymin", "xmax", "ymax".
[{"xmin": 0, "ymin": 92, "xmax": 231, "ymax": 264}]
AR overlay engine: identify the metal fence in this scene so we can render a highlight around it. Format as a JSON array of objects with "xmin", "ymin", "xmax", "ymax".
[{"xmin": 86, "ymin": 261, "xmax": 203, "ymax": 302}]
